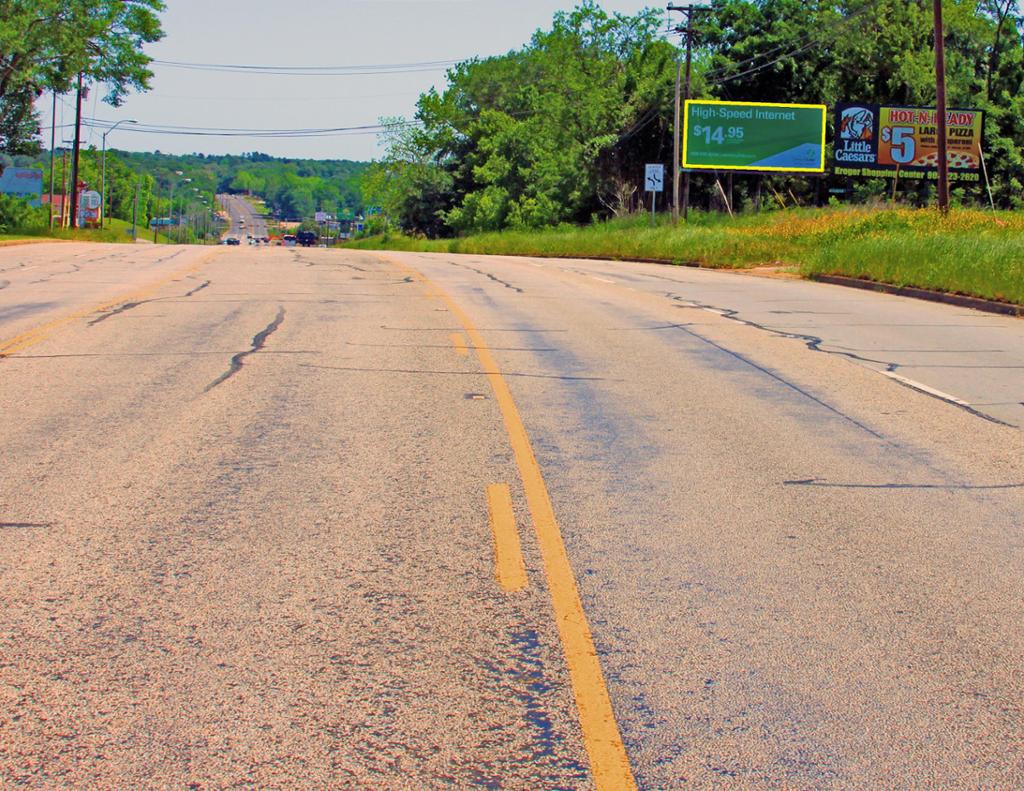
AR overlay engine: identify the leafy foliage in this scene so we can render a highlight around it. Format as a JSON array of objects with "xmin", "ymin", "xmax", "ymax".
[
  {"xmin": 0, "ymin": 0, "xmax": 164, "ymax": 104},
  {"xmin": 0, "ymin": 192, "xmax": 46, "ymax": 233},
  {"xmin": 368, "ymin": 0, "xmax": 1024, "ymax": 235}
]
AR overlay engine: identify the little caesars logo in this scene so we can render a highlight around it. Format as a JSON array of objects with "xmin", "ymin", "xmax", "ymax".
[{"xmin": 835, "ymin": 106, "xmax": 876, "ymax": 163}]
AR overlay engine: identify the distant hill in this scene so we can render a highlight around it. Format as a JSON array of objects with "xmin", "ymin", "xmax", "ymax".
[{"xmin": 114, "ymin": 150, "xmax": 370, "ymax": 221}]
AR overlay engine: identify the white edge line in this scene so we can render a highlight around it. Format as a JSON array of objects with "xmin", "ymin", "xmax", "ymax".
[{"xmin": 879, "ymin": 371, "xmax": 970, "ymax": 407}]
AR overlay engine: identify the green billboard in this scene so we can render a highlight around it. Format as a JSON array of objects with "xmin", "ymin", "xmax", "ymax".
[{"xmin": 683, "ymin": 100, "xmax": 827, "ymax": 173}]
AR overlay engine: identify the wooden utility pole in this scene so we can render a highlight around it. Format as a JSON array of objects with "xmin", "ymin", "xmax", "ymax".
[
  {"xmin": 933, "ymin": 0, "xmax": 950, "ymax": 213},
  {"xmin": 69, "ymin": 73, "xmax": 84, "ymax": 229},
  {"xmin": 669, "ymin": 2, "xmax": 710, "ymax": 223}
]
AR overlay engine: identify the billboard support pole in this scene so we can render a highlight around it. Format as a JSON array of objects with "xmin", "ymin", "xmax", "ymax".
[
  {"xmin": 933, "ymin": 0, "xmax": 950, "ymax": 213},
  {"xmin": 979, "ymin": 146, "xmax": 995, "ymax": 211}
]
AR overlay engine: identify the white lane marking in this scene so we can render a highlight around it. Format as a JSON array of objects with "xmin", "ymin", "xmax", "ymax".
[
  {"xmin": 703, "ymin": 307, "xmax": 728, "ymax": 315},
  {"xmin": 880, "ymin": 371, "xmax": 970, "ymax": 406},
  {"xmin": 591, "ymin": 276, "xmax": 615, "ymax": 284},
  {"xmin": 530, "ymin": 262, "xmax": 545, "ymax": 268}
]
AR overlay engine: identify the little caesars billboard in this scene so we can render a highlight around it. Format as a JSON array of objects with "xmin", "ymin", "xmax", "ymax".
[
  {"xmin": 834, "ymin": 103, "xmax": 984, "ymax": 181},
  {"xmin": 683, "ymin": 100, "xmax": 827, "ymax": 172}
]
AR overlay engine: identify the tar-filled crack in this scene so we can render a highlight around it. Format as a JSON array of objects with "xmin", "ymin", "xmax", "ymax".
[
  {"xmin": 88, "ymin": 299, "xmax": 151, "ymax": 326},
  {"xmin": 183, "ymin": 279, "xmax": 211, "ymax": 297},
  {"xmin": 668, "ymin": 292, "xmax": 1015, "ymax": 428},
  {"xmin": 666, "ymin": 296, "xmax": 884, "ymax": 439},
  {"xmin": 30, "ymin": 263, "xmax": 81, "ymax": 284},
  {"xmin": 88, "ymin": 280, "xmax": 213, "ymax": 326},
  {"xmin": 205, "ymin": 306, "xmax": 285, "ymax": 392},
  {"xmin": 448, "ymin": 261, "xmax": 525, "ymax": 293},
  {"xmin": 293, "ymin": 251, "xmax": 368, "ymax": 273}
]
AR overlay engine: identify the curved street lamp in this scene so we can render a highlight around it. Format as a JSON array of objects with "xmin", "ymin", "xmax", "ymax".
[{"xmin": 100, "ymin": 119, "xmax": 138, "ymax": 228}]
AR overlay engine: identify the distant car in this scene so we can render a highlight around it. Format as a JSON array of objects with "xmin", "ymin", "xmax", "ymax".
[
  {"xmin": 283, "ymin": 234, "xmax": 297, "ymax": 248},
  {"xmin": 296, "ymin": 230, "xmax": 317, "ymax": 247},
  {"xmin": 226, "ymin": 237, "xmax": 241, "ymax": 246}
]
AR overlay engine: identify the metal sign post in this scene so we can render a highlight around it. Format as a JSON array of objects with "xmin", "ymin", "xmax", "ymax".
[{"xmin": 645, "ymin": 164, "xmax": 665, "ymax": 224}]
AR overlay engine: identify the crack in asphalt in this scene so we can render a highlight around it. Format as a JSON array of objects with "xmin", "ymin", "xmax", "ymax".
[
  {"xmin": 784, "ymin": 479, "xmax": 1024, "ymax": 490},
  {"xmin": 30, "ymin": 263, "xmax": 81, "ymax": 284},
  {"xmin": 667, "ymin": 293, "xmax": 1017, "ymax": 428},
  {"xmin": 449, "ymin": 261, "xmax": 525, "ymax": 293},
  {"xmin": 0, "ymin": 280, "xmax": 9, "ymax": 290},
  {"xmin": 205, "ymin": 306, "xmax": 286, "ymax": 392},
  {"xmin": 300, "ymin": 362, "xmax": 613, "ymax": 382},
  {"xmin": 183, "ymin": 280, "xmax": 211, "ymax": 298},
  {"xmin": 89, "ymin": 280, "xmax": 215, "ymax": 326}
]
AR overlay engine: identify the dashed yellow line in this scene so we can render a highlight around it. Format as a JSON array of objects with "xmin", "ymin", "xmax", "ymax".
[
  {"xmin": 381, "ymin": 254, "xmax": 636, "ymax": 791},
  {"xmin": 486, "ymin": 483, "xmax": 529, "ymax": 593},
  {"xmin": 450, "ymin": 332, "xmax": 470, "ymax": 356},
  {"xmin": 0, "ymin": 249, "xmax": 220, "ymax": 358}
]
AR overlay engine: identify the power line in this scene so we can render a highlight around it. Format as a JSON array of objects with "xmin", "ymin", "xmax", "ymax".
[{"xmin": 151, "ymin": 57, "xmax": 464, "ymax": 77}]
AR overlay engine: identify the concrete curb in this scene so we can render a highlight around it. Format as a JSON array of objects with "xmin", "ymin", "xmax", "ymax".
[{"xmin": 809, "ymin": 274, "xmax": 1023, "ymax": 318}]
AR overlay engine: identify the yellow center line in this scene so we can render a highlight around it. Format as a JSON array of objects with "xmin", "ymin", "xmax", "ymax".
[
  {"xmin": 0, "ymin": 249, "xmax": 221, "ymax": 358},
  {"xmin": 379, "ymin": 253, "xmax": 636, "ymax": 791},
  {"xmin": 450, "ymin": 332, "xmax": 470, "ymax": 357},
  {"xmin": 486, "ymin": 483, "xmax": 529, "ymax": 593}
]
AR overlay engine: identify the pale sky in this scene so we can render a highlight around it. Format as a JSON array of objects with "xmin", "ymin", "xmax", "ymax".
[{"xmin": 39, "ymin": 0, "xmax": 661, "ymax": 162}]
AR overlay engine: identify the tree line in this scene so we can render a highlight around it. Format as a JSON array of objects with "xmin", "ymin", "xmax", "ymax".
[{"xmin": 363, "ymin": 0, "xmax": 1024, "ymax": 237}]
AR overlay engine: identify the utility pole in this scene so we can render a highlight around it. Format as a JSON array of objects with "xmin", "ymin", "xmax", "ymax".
[
  {"xmin": 933, "ymin": 0, "xmax": 950, "ymax": 213},
  {"xmin": 669, "ymin": 2, "xmax": 711, "ymax": 222},
  {"xmin": 69, "ymin": 73, "xmax": 84, "ymax": 229},
  {"xmin": 48, "ymin": 93, "xmax": 57, "ymax": 231}
]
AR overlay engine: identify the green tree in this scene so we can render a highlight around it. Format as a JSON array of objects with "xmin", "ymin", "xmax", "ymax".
[
  {"xmin": 0, "ymin": 0, "xmax": 165, "ymax": 104},
  {"xmin": 0, "ymin": 87, "xmax": 40, "ymax": 154}
]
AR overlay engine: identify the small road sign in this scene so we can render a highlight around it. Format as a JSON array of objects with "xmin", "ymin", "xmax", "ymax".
[{"xmin": 645, "ymin": 164, "xmax": 665, "ymax": 192}]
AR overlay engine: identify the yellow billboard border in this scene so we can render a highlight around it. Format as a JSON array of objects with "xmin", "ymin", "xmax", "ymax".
[{"xmin": 682, "ymin": 99, "xmax": 828, "ymax": 173}]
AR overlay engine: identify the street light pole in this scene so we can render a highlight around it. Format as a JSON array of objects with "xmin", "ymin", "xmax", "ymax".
[{"xmin": 100, "ymin": 119, "xmax": 138, "ymax": 228}]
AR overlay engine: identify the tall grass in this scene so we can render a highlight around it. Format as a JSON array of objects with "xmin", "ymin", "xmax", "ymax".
[{"xmin": 346, "ymin": 207, "xmax": 1024, "ymax": 305}]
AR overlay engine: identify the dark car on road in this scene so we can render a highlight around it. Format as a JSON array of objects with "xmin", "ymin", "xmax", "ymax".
[{"xmin": 296, "ymin": 230, "xmax": 318, "ymax": 247}]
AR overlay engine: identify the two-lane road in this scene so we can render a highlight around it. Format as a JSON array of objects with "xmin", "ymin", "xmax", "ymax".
[
  {"xmin": 1, "ymin": 242, "xmax": 1021, "ymax": 788},
  {"xmin": 218, "ymin": 193, "xmax": 268, "ymax": 240}
]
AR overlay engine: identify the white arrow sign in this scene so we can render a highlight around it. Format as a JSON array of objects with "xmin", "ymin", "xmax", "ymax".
[{"xmin": 645, "ymin": 164, "xmax": 665, "ymax": 193}]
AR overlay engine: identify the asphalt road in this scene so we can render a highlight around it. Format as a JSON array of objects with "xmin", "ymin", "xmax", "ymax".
[
  {"xmin": 218, "ymin": 193, "xmax": 268, "ymax": 240},
  {"xmin": 1, "ymin": 242, "xmax": 1022, "ymax": 789}
]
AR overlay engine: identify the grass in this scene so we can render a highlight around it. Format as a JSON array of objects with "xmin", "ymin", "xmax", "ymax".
[
  {"xmin": 346, "ymin": 207, "xmax": 1024, "ymax": 306},
  {"xmin": 2, "ymin": 218, "xmax": 178, "ymax": 245}
]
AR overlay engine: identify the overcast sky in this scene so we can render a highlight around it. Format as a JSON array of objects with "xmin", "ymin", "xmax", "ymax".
[{"xmin": 39, "ymin": 0, "xmax": 661, "ymax": 162}]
